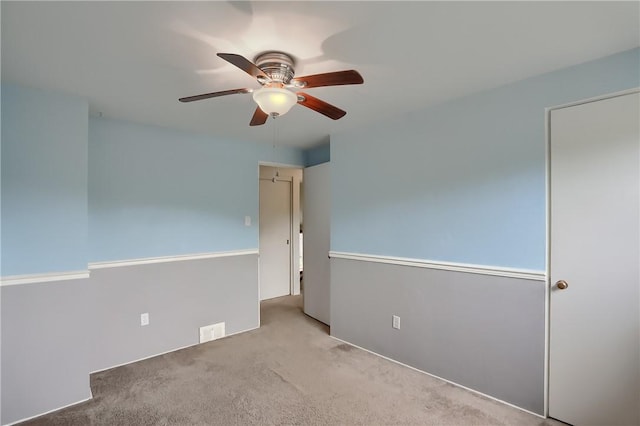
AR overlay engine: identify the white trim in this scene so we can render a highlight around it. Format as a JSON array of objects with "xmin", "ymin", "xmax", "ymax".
[
  {"xmin": 0, "ymin": 250, "xmax": 259, "ymax": 285},
  {"xmin": 330, "ymin": 336, "xmax": 545, "ymax": 419},
  {"xmin": 543, "ymin": 95, "xmax": 551, "ymax": 416},
  {"xmin": 3, "ymin": 396, "xmax": 92, "ymax": 426},
  {"xmin": 0, "ymin": 270, "xmax": 90, "ymax": 287},
  {"xmin": 88, "ymin": 249, "xmax": 259, "ymax": 270},
  {"xmin": 544, "ymin": 103, "xmax": 552, "ymax": 417},
  {"xmin": 545, "ymin": 87, "xmax": 640, "ymax": 112},
  {"xmin": 543, "ymin": 88, "xmax": 640, "ymax": 417},
  {"xmin": 329, "ymin": 251, "xmax": 546, "ymax": 281},
  {"xmin": 258, "ymin": 161, "xmax": 303, "ymax": 169},
  {"xmin": 90, "ymin": 325, "xmax": 260, "ymax": 375}
]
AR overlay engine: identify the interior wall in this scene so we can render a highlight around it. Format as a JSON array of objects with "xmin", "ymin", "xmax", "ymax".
[
  {"xmin": 329, "ymin": 47, "xmax": 640, "ymax": 415},
  {"xmin": 332, "ymin": 47, "xmax": 640, "ymax": 270},
  {"xmin": 1, "ymin": 84, "xmax": 88, "ymax": 276},
  {"xmin": 304, "ymin": 142, "xmax": 330, "ymax": 167},
  {"xmin": 1, "ymin": 254, "xmax": 259, "ymax": 425},
  {"xmin": 1, "ymin": 278, "xmax": 93, "ymax": 423},
  {"xmin": 89, "ymin": 118, "xmax": 262, "ymax": 262},
  {"xmin": 331, "ymin": 258, "xmax": 545, "ymax": 413},
  {"xmin": 0, "ymin": 83, "xmax": 305, "ymax": 424},
  {"xmin": 89, "ymin": 255, "xmax": 259, "ymax": 373}
]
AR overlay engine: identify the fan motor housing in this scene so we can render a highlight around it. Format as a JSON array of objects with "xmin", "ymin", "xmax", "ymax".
[{"xmin": 254, "ymin": 51, "xmax": 296, "ymax": 84}]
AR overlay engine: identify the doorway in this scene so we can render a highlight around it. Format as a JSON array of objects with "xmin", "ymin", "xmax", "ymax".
[
  {"xmin": 547, "ymin": 90, "xmax": 639, "ymax": 425},
  {"xmin": 258, "ymin": 165, "xmax": 302, "ymax": 301}
]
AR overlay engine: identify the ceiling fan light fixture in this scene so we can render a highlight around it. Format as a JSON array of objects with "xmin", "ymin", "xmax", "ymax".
[
  {"xmin": 252, "ymin": 87, "xmax": 298, "ymax": 117},
  {"xmin": 180, "ymin": 51, "xmax": 363, "ymax": 126}
]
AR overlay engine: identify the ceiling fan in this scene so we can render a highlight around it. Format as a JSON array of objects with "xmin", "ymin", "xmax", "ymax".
[{"xmin": 179, "ymin": 51, "xmax": 364, "ymax": 126}]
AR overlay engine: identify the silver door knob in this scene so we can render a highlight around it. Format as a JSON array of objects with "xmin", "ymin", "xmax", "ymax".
[{"xmin": 556, "ymin": 280, "xmax": 569, "ymax": 290}]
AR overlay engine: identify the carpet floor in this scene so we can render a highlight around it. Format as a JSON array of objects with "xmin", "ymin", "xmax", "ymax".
[{"xmin": 23, "ymin": 295, "xmax": 562, "ymax": 425}]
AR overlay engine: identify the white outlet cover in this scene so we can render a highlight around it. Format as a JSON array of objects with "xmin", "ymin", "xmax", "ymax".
[
  {"xmin": 392, "ymin": 315, "xmax": 401, "ymax": 330},
  {"xmin": 244, "ymin": 216, "xmax": 251, "ymax": 226},
  {"xmin": 141, "ymin": 313, "xmax": 149, "ymax": 326}
]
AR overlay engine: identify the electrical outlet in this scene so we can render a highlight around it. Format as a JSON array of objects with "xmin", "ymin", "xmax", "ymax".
[
  {"xmin": 140, "ymin": 313, "xmax": 149, "ymax": 326},
  {"xmin": 392, "ymin": 315, "xmax": 401, "ymax": 330},
  {"xmin": 244, "ymin": 216, "xmax": 251, "ymax": 226}
]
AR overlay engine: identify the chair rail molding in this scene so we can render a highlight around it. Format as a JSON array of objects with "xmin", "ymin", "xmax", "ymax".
[{"xmin": 329, "ymin": 251, "xmax": 546, "ymax": 281}]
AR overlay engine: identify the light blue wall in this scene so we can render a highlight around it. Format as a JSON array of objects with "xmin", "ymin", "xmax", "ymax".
[
  {"xmin": 1, "ymin": 83, "xmax": 304, "ymax": 270},
  {"xmin": 304, "ymin": 142, "xmax": 330, "ymax": 166},
  {"xmin": 89, "ymin": 118, "xmax": 304, "ymax": 262},
  {"xmin": 1, "ymin": 84, "xmax": 88, "ymax": 276},
  {"xmin": 332, "ymin": 48, "xmax": 640, "ymax": 271}
]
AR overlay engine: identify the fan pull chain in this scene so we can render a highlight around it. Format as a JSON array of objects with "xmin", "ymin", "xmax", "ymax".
[
  {"xmin": 271, "ymin": 120, "xmax": 277, "ymax": 169},
  {"xmin": 271, "ymin": 122, "xmax": 279, "ymax": 183}
]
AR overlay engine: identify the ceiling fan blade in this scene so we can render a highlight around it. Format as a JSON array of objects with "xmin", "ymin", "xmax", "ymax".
[
  {"xmin": 179, "ymin": 88, "xmax": 251, "ymax": 103},
  {"xmin": 217, "ymin": 53, "xmax": 270, "ymax": 81},
  {"xmin": 250, "ymin": 106, "xmax": 269, "ymax": 126},
  {"xmin": 297, "ymin": 93, "xmax": 346, "ymax": 120},
  {"xmin": 291, "ymin": 70, "xmax": 363, "ymax": 89}
]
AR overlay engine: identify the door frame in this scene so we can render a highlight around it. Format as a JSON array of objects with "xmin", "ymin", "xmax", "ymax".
[
  {"xmin": 544, "ymin": 87, "xmax": 640, "ymax": 417},
  {"xmin": 258, "ymin": 162, "xmax": 303, "ymax": 297}
]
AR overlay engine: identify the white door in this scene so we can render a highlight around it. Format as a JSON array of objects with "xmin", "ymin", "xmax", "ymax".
[
  {"xmin": 259, "ymin": 179, "xmax": 292, "ymax": 301},
  {"xmin": 303, "ymin": 163, "xmax": 330, "ymax": 325},
  {"xmin": 549, "ymin": 92, "xmax": 639, "ymax": 425}
]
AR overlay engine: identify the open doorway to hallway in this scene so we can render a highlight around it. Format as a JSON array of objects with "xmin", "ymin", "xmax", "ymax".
[{"xmin": 258, "ymin": 165, "xmax": 303, "ymax": 301}]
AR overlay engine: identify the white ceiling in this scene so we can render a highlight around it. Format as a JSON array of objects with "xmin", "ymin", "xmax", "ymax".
[{"xmin": 2, "ymin": 1, "xmax": 639, "ymax": 149}]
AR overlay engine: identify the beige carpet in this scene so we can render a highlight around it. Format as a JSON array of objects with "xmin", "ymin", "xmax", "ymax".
[{"xmin": 23, "ymin": 295, "xmax": 562, "ymax": 425}]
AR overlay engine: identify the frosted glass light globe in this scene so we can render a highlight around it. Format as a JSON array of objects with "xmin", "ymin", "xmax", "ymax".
[{"xmin": 252, "ymin": 87, "xmax": 298, "ymax": 117}]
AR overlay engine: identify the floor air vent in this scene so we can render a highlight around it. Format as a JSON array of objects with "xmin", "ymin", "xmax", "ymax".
[{"xmin": 199, "ymin": 322, "xmax": 225, "ymax": 343}]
